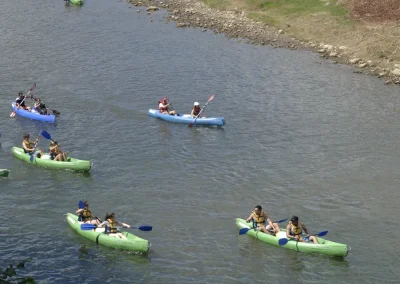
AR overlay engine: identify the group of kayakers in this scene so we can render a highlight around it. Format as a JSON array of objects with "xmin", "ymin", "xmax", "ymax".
[
  {"xmin": 15, "ymin": 92, "xmax": 50, "ymax": 115},
  {"xmin": 22, "ymin": 133, "xmax": 67, "ymax": 161},
  {"xmin": 246, "ymin": 205, "xmax": 319, "ymax": 244},
  {"xmin": 158, "ymin": 97, "xmax": 202, "ymax": 118},
  {"xmin": 76, "ymin": 201, "xmax": 131, "ymax": 239}
]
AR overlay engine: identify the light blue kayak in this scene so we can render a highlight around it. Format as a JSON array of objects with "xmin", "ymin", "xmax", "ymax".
[
  {"xmin": 148, "ymin": 109, "xmax": 225, "ymax": 126},
  {"xmin": 11, "ymin": 102, "xmax": 56, "ymax": 123}
]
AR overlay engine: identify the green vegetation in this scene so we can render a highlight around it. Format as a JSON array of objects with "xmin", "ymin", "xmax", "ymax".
[{"xmin": 0, "ymin": 259, "xmax": 35, "ymax": 284}]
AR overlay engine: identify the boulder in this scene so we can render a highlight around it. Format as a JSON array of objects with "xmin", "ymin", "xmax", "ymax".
[
  {"xmin": 349, "ymin": 58, "xmax": 361, "ymax": 64},
  {"xmin": 146, "ymin": 6, "xmax": 159, "ymax": 11},
  {"xmin": 391, "ymin": 68, "xmax": 400, "ymax": 75}
]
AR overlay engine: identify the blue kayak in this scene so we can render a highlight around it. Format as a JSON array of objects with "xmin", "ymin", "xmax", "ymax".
[
  {"xmin": 148, "ymin": 109, "xmax": 225, "ymax": 126},
  {"xmin": 11, "ymin": 103, "xmax": 56, "ymax": 123}
]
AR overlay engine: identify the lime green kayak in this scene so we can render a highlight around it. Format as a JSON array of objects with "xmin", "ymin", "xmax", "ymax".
[
  {"xmin": 236, "ymin": 218, "xmax": 349, "ymax": 257},
  {"xmin": 12, "ymin": 147, "xmax": 91, "ymax": 172},
  {"xmin": 0, "ymin": 169, "xmax": 9, "ymax": 177},
  {"xmin": 69, "ymin": 0, "xmax": 83, "ymax": 5},
  {"xmin": 66, "ymin": 213, "xmax": 150, "ymax": 253}
]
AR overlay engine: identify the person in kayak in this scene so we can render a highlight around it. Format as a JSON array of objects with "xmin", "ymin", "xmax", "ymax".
[
  {"xmin": 22, "ymin": 133, "xmax": 42, "ymax": 158},
  {"xmin": 285, "ymin": 216, "xmax": 319, "ymax": 244},
  {"xmin": 49, "ymin": 141, "xmax": 67, "ymax": 161},
  {"xmin": 76, "ymin": 201, "xmax": 100, "ymax": 225},
  {"xmin": 33, "ymin": 99, "xmax": 48, "ymax": 115},
  {"xmin": 191, "ymin": 102, "xmax": 201, "ymax": 118},
  {"xmin": 158, "ymin": 97, "xmax": 176, "ymax": 115},
  {"xmin": 15, "ymin": 92, "xmax": 31, "ymax": 111},
  {"xmin": 97, "ymin": 212, "xmax": 131, "ymax": 239},
  {"xmin": 246, "ymin": 205, "xmax": 281, "ymax": 235}
]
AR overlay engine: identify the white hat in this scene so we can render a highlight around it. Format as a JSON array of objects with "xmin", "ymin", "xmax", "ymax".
[{"xmin": 194, "ymin": 102, "xmax": 199, "ymax": 106}]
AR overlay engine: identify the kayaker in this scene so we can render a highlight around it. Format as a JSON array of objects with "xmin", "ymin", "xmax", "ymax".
[
  {"xmin": 15, "ymin": 92, "xmax": 31, "ymax": 111},
  {"xmin": 22, "ymin": 133, "xmax": 42, "ymax": 158},
  {"xmin": 76, "ymin": 201, "xmax": 100, "ymax": 225},
  {"xmin": 285, "ymin": 216, "xmax": 319, "ymax": 244},
  {"xmin": 97, "ymin": 212, "xmax": 131, "ymax": 239},
  {"xmin": 49, "ymin": 141, "xmax": 67, "ymax": 161},
  {"xmin": 158, "ymin": 97, "xmax": 176, "ymax": 115},
  {"xmin": 246, "ymin": 205, "xmax": 281, "ymax": 235},
  {"xmin": 33, "ymin": 99, "xmax": 48, "ymax": 115},
  {"xmin": 191, "ymin": 102, "xmax": 201, "ymax": 118}
]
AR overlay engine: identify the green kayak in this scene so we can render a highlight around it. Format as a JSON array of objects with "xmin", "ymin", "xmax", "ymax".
[
  {"xmin": 236, "ymin": 218, "xmax": 349, "ymax": 257},
  {"xmin": 0, "ymin": 169, "xmax": 9, "ymax": 177},
  {"xmin": 69, "ymin": 0, "xmax": 83, "ymax": 5},
  {"xmin": 66, "ymin": 213, "xmax": 150, "ymax": 253},
  {"xmin": 12, "ymin": 147, "xmax": 91, "ymax": 172}
]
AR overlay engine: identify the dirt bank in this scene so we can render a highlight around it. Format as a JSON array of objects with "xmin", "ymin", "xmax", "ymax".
[{"xmin": 127, "ymin": 0, "xmax": 400, "ymax": 86}]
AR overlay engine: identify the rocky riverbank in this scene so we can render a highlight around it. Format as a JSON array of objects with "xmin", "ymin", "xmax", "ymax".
[{"xmin": 127, "ymin": 0, "xmax": 400, "ymax": 86}]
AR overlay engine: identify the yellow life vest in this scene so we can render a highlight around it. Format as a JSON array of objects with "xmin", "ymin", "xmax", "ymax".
[
  {"xmin": 107, "ymin": 218, "xmax": 117, "ymax": 234},
  {"xmin": 253, "ymin": 210, "xmax": 266, "ymax": 227},
  {"xmin": 50, "ymin": 145, "xmax": 60, "ymax": 155},
  {"xmin": 23, "ymin": 140, "xmax": 35, "ymax": 149},
  {"xmin": 81, "ymin": 208, "xmax": 91, "ymax": 222},
  {"xmin": 290, "ymin": 221, "xmax": 302, "ymax": 235}
]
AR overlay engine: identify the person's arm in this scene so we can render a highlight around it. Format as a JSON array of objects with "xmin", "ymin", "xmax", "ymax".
[
  {"xmin": 300, "ymin": 222, "xmax": 310, "ymax": 236},
  {"xmin": 115, "ymin": 221, "xmax": 130, "ymax": 228},
  {"xmin": 191, "ymin": 108, "xmax": 195, "ymax": 117},
  {"xmin": 97, "ymin": 221, "xmax": 108, "ymax": 228},
  {"xmin": 245, "ymin": 213, "xmax": 254, "ymax": 222},
  {"xmin": 76, "ymin": 208, "xmax": 83, "ymax": 214}
]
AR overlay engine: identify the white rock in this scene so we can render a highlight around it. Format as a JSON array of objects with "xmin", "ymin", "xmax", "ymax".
[
  {"xmin": 278, "ymin": 29, "xmax": 284, "ymax": 34},
  {"xmin": 318, "ymin": 49, "xmax": 326, "ymax": 53},
  {"xmin": 394, "ymin": 64, "xmax": 400, "ymax": 68},
  {"xmin": 323, "ymin": 44, "xmax": 333, "ymax": 50},
  {"xmin": 349, "ymin": 58, "xmax": 361, "ymax": 64},
  {"xmin": 358, "ymin": 63, "xmax": 367, "ymax": 68},
  {"xmin": 146, "ymin": 6, "xmax": 159, "ymax": 11},
  {"xmin": 329, "ymin": 52, "xmax": 338, "ymax": 57},
  {"xmin": 391, "ymin": 68, "xmax": 400, "ymax": 75},
  {"xmin": 338, "ymin": 46, "xmax": 347, "ymax": 50}
]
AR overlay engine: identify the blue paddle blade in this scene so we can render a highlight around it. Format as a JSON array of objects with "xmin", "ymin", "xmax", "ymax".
[
  {"xmin": 81, "ymin": 224, "xmax": 97, "ymax": 230},
  {"xmin": 276, "ymin": 218, "xmax": 288, "ymax": 223},
  {"xmin": 78, "ymin": 201, "xmax": 85, "ymax": 209},
  {"xmin": 317, "ymin": 230, "xmax": 328, "ymax": 237},
  {"xmin": 137, "ymin": 226, "xmax": 152, "ymax": 231},
  {"xmin": 239, "ymin": 228, "xmax": 251, "ymax": 235},
  {"xmin": 278, "ymin": 238, "xmax": 289, "ymax": 246},
  {"xmin": 41, "ymin": 130, "xmax": 51, "ymax": 140}
]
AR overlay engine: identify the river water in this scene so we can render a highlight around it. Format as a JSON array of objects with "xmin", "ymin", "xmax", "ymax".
[{"xmin": 0, "ymin": 0, "xmax": 399, "ymax": 283}]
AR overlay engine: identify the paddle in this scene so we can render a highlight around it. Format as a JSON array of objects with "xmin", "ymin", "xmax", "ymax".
[
  {"xmin": 80, "ymin": 223, "xmax": 153, "ymax": 232},
  {"xmin": 10, "ymin": 83, "xmax": 36, "ymax": 117},
  {"xmin": 188, "ymin": 95, "xmax": 215, "ymax": 127},
  {"xmin": 278, "ymin": 230, "xmax": 329, "ymax": 246},
  {"xmin": 238, "ymin": 218, "xmax": 288, "ymax": 235},
  {"xmin": 29, "ymin": 129, "xmax": 43, "ymax": 162}
]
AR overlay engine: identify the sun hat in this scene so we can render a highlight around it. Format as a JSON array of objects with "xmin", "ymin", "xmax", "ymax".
[{"xmin": 194, "ymin": 102, "xmax": 199, "ymax": 106}]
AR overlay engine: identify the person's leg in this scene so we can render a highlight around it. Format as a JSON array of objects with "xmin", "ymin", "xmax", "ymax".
[
  {"xmin": 259, "ymin": 225, "xmax": 272, "ymax": 235},
  {"xmin": 272, "ymin": 222, "xmax": 281, "ymax": 232},
  {"xmin": 310, "ymin": 236, "xmax": 319, "ymax": 244}
]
